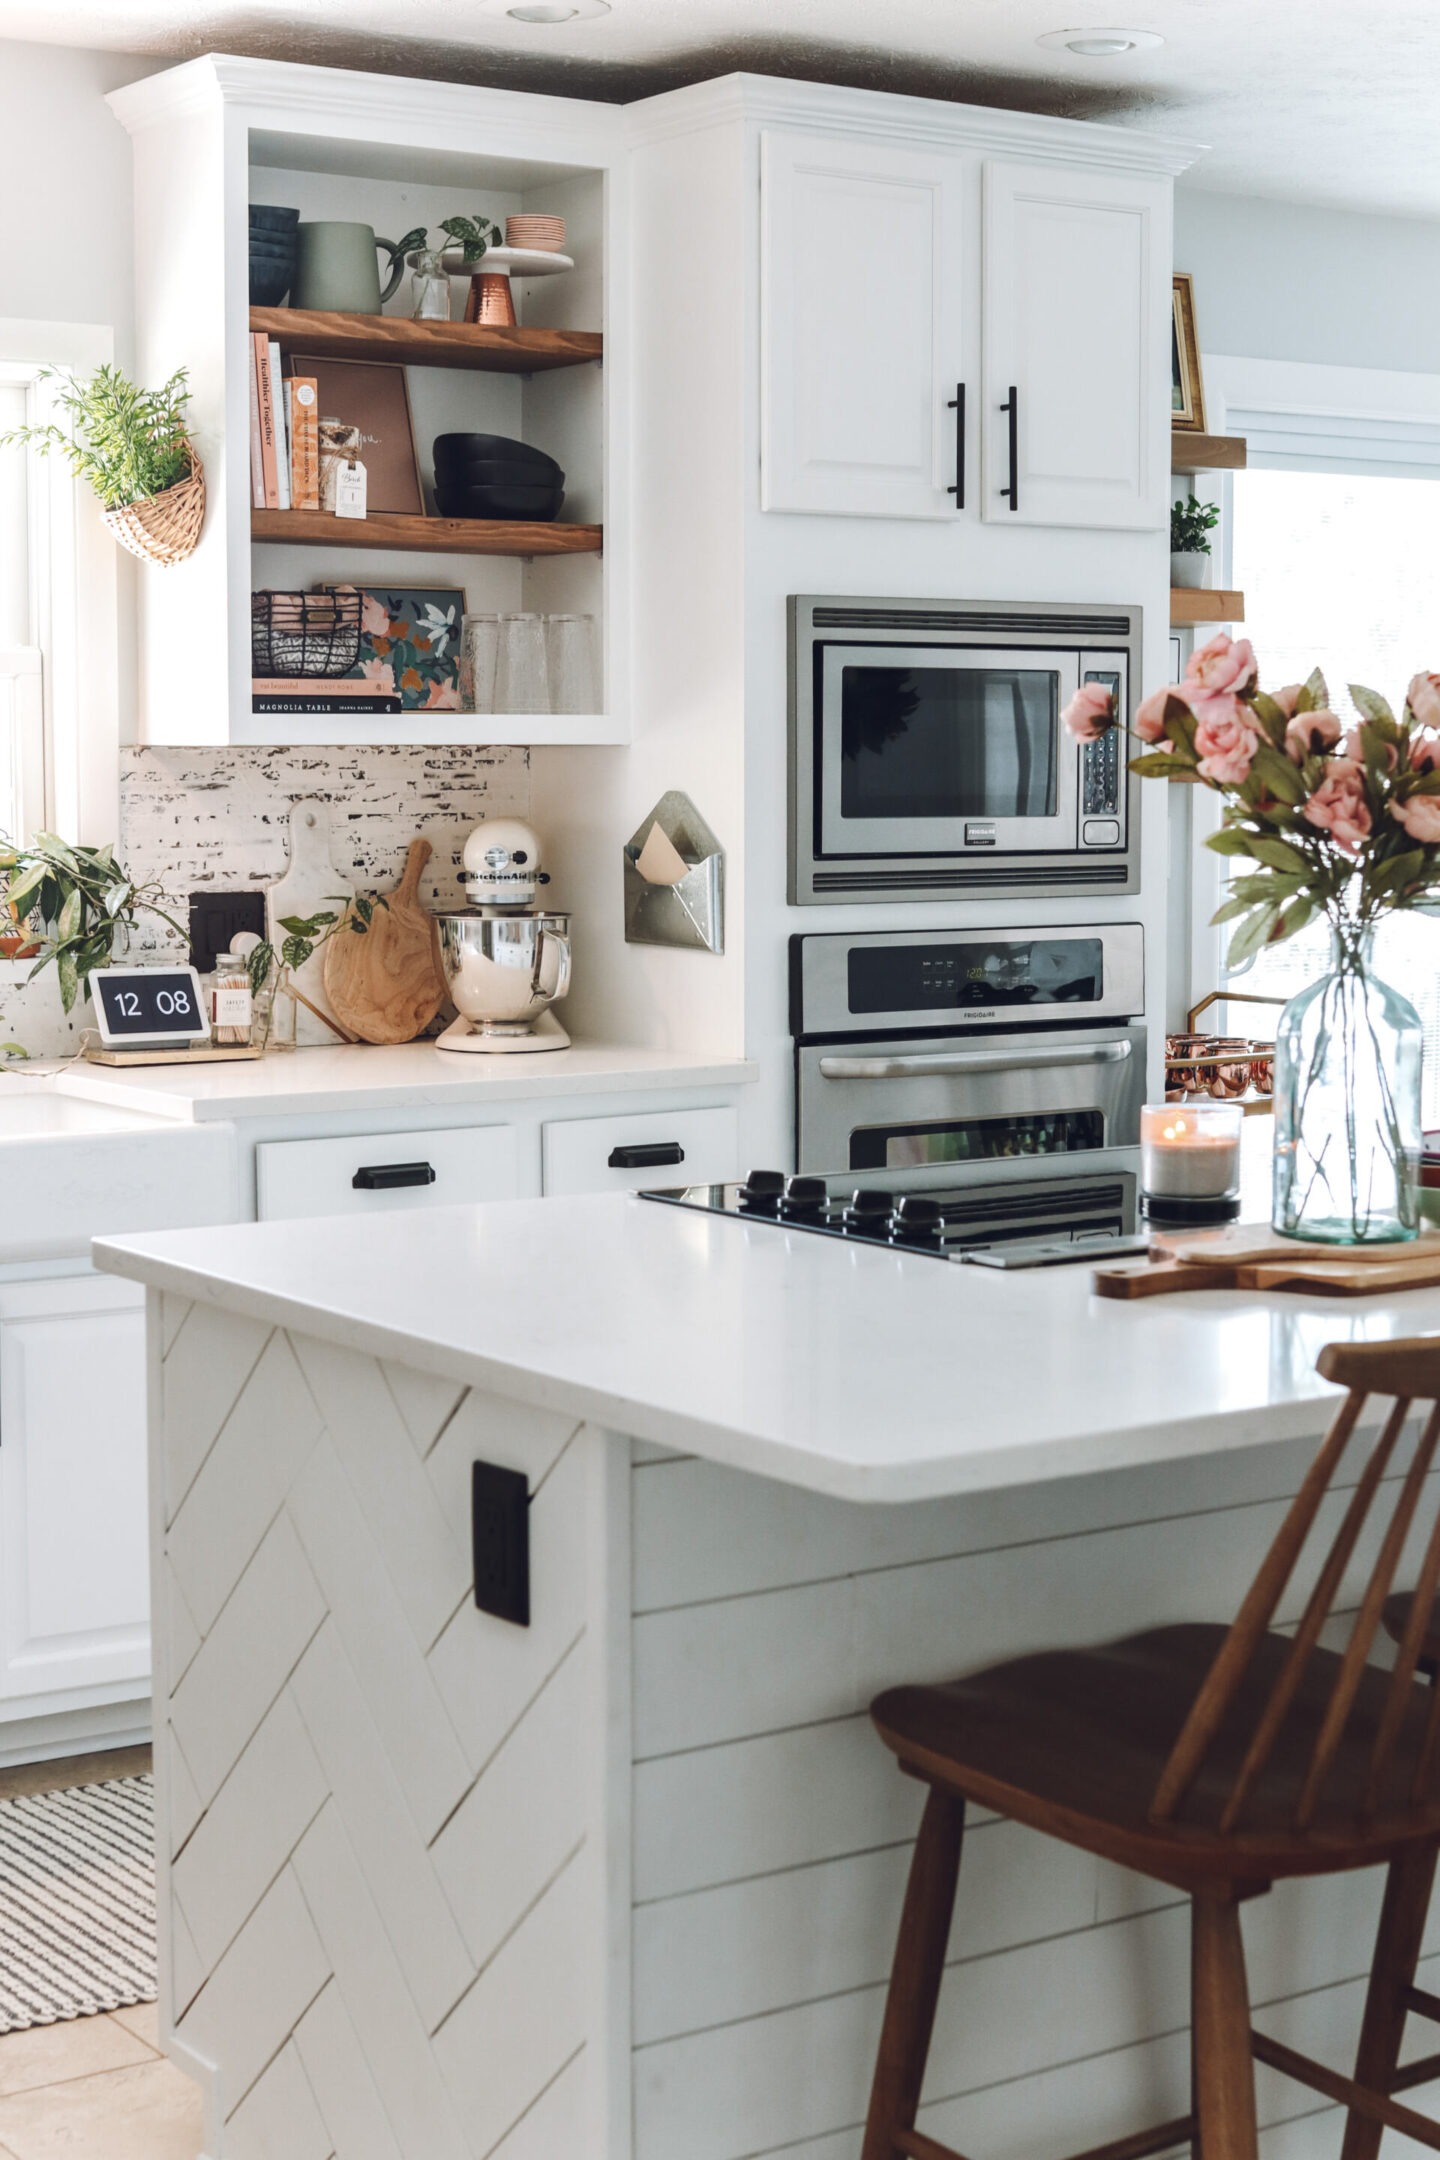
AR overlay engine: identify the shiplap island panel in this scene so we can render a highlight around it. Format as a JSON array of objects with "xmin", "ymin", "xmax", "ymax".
[{"xmin": 95, "ymin": 1196, "xmax": 1440, "ymax": 2159}]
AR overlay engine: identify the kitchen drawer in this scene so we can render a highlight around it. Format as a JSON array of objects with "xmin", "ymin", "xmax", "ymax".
[
  {"xmin": 257, "ymin": 1124, "xmax": 519, "ymax": 1222},
  {"xmin": 542, "ymin": 1105, "xmax": 739, "ymax": 1197}
]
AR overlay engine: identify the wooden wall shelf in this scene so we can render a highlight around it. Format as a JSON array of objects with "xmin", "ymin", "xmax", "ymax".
[
  {"xmin": 1172, "ymin": 431, "xmax": 1247, "ymax": 472},
  {"xmin": 1171, "ymin": 588, "xmax": 1245, "ymax": 626},
  {"xmin": 249, "ymin": 307, "xmax": 602, "ymax": 374},
  {"xmin": 252, "ymin": 509, "xmax": 602, "ymax": 556}
]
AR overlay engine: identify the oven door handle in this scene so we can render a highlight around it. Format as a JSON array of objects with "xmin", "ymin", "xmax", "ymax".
[{"xmin": 816, "ymin": 1041, "xmax": 1133, "ymax": 1081}]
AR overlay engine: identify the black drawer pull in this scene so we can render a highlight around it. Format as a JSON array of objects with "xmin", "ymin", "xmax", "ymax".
[
  {"xmin": 352, "ymin": 1161, "xmax": 438, "ymax": 1191},
  {"xmin": 608, "ymin": 1142, "xmax": 686, "ymax": 1170},
  {"xmin": 946, "ymin": 382, "xmax": 965, "ymax": 508},
  {"xmin": 1000, "ymin": 384, "xmax": 1019, "ymax": 512}
]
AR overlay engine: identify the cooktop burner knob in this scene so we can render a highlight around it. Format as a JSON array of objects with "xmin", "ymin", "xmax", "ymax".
[
  {"xmin": 892, "ymin": 1194, "xmax": 944, "ymax": 1242},
  {"xmin": 738, "ymin": 1169, "xmax": 786, "ymax": 1211},
  {"xmin": 782, "ymin": 1174, "xmax": 830, "ymax": 1216},
  {"xmin": 844, "ymin": 1189, "xmax": 894, "ymax": 1230}
]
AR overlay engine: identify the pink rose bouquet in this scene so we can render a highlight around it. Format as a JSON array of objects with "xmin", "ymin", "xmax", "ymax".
[{"xmin": 1061, "ymin": 633, "xmax": 1440, "ymax": 965}]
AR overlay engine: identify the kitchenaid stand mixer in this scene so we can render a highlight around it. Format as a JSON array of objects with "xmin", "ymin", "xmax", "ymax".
[{"xmin": 433, "ymin": 817, "xmax": 572, "ymax": 1054}]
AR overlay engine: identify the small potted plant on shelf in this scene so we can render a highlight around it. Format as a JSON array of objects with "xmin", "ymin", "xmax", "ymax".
[
  {"xmin": 1171, "ymin": 492, "xmax": 1220, "ymax": 591},
  {"xmin": 0, "ymin": 365, "xmax": 204, "ymax": 567},
  {"xmin": 0, "ymin": 834, "xmax": 187, "ymax": 1013}
]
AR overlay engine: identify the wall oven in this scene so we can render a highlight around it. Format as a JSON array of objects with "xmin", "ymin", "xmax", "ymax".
[
  {"xmin": 792, "ymin": 923, "xmax": 1145, "ymax": 1207},
  {"xmin": 789, "ymin": 594, "xmax": 1142, "ymax": 903}
]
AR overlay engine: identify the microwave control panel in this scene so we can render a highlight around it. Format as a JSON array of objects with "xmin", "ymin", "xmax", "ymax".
[{"xmin": 1081, "ymin": 667, "xmax": 1124, "ymax": 826}]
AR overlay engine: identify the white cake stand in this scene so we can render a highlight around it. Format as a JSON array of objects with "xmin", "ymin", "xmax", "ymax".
[{"xmin": 440, "ymin": 246, "xmax": 573, "ymax": 327}]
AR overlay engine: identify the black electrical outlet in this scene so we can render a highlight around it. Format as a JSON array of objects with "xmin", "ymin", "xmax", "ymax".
[
  {"xmin": 188, "ymin": 891, "xmax": 267, "ymax": 974},
  {"xmin": 472, "ymin": 1459, "xmax": 530, "ymax": 1626}
]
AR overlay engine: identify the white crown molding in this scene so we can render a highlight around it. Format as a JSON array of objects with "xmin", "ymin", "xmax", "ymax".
[
  {"xmin": 626, "ymin": 71, "xmax": 1207, "ymax": 178},
  {"xmin": 109, "ymin": 50, "xmax": 625, "ymax": 162}
]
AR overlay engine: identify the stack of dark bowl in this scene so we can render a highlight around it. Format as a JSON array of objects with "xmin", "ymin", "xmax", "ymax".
[
  {"xmin": 433, "ymin": 433, "xmax": 565, "ymax": 522},
  {"xmin": 250, "ymin": 206, "xmax": 299, "ymax": 307}
]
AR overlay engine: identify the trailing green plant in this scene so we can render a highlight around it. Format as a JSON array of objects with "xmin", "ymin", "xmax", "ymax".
[
  {"xmin": 0, "ymin": 834, "xmax": 187, "ymax": 1013},
  {"xmin": 0, "ymin": 365, "xmax": 193, "ymax": 512},
  {"xmin": 245, "ymin": 894, "xmax": 386, "ymax": 999},
  {"xmin": 1171, "ymin": 493, "xmax": 1221, "ymax": 556},
  {"xmin": 437, "ymin": 214, "xmax": 501, "ymax": 263}
]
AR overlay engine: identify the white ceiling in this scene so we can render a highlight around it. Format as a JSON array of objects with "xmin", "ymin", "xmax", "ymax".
[{"xmin": 5, "ymin": 0, "xmax": 1439, "ymax": 221}]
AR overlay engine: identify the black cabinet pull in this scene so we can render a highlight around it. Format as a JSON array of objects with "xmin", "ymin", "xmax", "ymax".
[
  {"xmin": 352, "ymin": 1161, "xmax": 438, "ymax": 1191},
  {"xmin": 1000, "ymin": 385, "xmax": 1019, "ymax": 512},
  {"xmin": 946, "ymin": 383, "xmax": 965, "ymax": 508},
  {"xmin": 608, "ymin": 1141, "xmax": 685, "ymax": 1170}
]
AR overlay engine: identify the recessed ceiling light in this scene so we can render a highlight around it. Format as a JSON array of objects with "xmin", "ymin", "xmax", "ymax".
[
  {"xmin": 1036, "ymin": 27, "xmax": 1164, "ymax": 55},
  {"xmin": 505, "ymin": 0, "xmax": 611, "ymax": 19}
]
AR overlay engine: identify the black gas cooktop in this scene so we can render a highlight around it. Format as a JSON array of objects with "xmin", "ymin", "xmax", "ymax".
[{"xmin": 640, "ymin": 1169, "xmax": 1140, "ymax": 1266}]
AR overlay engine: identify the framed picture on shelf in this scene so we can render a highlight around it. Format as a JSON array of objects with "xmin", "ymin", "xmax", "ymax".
[
  {"xmin": 1171, "ymin": 273, "xmax": 1206, "ymax": 433},
  {"xmin": 289, "ymin": 354, "xmax": 424, "ymax": 515},
  {"xmin": 328, "ymin": 585, "xmax": 466, "ymax": 711}
]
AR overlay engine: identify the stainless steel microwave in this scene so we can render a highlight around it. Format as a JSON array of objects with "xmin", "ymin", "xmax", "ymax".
[{"xmin": 788, "ymin": 595, "xmax": 1142, "ymax": 904}]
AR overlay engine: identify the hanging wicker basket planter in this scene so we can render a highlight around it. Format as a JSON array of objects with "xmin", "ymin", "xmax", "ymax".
[{"xmin": 100, "ymin": 437, "xmax": 206, "ymax": 568}]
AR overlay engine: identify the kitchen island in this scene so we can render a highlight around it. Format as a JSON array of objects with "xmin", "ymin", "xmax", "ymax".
[{"xmin": 96, "ymin": 1196, "xmax": 1440, "ymax": 2160}]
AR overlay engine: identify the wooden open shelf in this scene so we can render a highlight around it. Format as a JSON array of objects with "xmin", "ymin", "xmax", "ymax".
[
  {"xmin": 249, "ymin": 307, "xmax": 601, "ymax": 374},
  {"xmin": 1171, "ymin": 587, "xmax": 1245, "ymax": 626},
  {"xmin": 252, "ymin": 508, "xmax": 602, "ymax": 556},
  {"xmin": 1172, "ymin": 431, "xmax": 1248, "ymax": 472}
]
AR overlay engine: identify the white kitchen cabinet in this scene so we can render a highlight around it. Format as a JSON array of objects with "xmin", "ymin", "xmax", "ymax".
[
  {"xmin": 760, "ymin": 129, "xmax": 1170, "ymax": 535},
  {"xmin": 761, "ymin": 130, "xmax": 969, "ymax": 519},
  {"xmin": 981, "ymin": 159, "xmax": 1169, "ymax": 530},
  {"xmin": 0, "ymin": 1276, "xmax": 150, "ymax": 1707},
  {"xmin": 542, "ymin": 1103, "xmax": 739, "ymax": 1195},
  {"xmin": 256, "ymin": 1121, "xmax": 524, "ymax": 1221}
]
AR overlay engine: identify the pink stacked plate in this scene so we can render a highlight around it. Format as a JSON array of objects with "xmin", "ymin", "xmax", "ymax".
[{"xmin": 506, "ymin": 215, "xmax": 566, "ymax": 252}]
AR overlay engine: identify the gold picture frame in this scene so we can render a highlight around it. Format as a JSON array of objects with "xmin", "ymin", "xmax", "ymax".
[{"xmin": 1171, "ymin": 273, "xmax": 1206, "ymax": 433}]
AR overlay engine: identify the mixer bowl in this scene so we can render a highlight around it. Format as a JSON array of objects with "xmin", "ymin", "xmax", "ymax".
[{"xmin": 435, "ymin": 910, "xmax": 572, "ymax": 1036}]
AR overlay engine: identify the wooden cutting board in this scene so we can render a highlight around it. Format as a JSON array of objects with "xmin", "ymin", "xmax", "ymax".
[
  {"xmin": 1094, "ymin": 1224, "xmax": 1440, "ymax": 1300},
  {"xmin": 267, "ymin": 799, "xmax": 356, "ymax": 1047},
  {"xmin": 323, "ymin": 837, "xmax": 447, "ymax": 1046}
]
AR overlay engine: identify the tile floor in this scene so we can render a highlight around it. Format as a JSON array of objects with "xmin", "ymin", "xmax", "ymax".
[
  {"xmin": 0, "ymin": 2003, "xmax": 204, "ymax": 2158},
  {"xmin": 0, "ymin": 1744, "xmax": 201, "ymax": 2158}
]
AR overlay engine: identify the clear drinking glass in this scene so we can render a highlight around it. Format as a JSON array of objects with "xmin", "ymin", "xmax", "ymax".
[
  {"xmin": 544, "ymin": 614, "xmax": 598, "ymax": 714},
  {"xmin": 494, "ymin": 613, "xmax": 550, "ymax": 714},
  {"xmin": 459, "ymin": 613, "xmax": 502, "ymax": 714}
]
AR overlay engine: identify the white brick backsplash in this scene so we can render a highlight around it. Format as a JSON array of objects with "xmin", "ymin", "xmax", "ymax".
[{"xmin": 1, "ymin": 742, "xmax": 528, "ymax": 1058}]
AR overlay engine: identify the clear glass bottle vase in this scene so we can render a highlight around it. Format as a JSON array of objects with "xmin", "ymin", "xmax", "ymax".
[{"xmin": 1272, "ymin": 918, "xmax": 1422, "ymax": 1243}]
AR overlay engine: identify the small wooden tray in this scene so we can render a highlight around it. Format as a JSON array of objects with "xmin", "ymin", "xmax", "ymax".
[
  {"xmin": 1094, "ymin": 1224, "xmax": 1440, "ymax": 1300},
  {"xmin": 83, "ymin": 1045, "xmax": 266, "ymax": 1067}
]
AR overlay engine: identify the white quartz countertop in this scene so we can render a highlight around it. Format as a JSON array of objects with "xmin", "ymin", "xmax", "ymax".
[
  {"xmin": 94, "ymin": 1191, "xmax": 1440, "ymax": 1503},
  {"xmin": 41, "ymin": 1041, "xmax": 755, "ymax": 1122}
]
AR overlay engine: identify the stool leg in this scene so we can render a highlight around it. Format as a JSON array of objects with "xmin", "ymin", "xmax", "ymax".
[
  {"xmin": 1192, "ymin": 1893, "xmax": 1259, "ymax": 2160},
  {"xmin": 861, "ymin": 1788, "xmax": 966, "ymax": 2160},
  {"xmin": 1340, "ymin": 1844, "xmax": 1439, "ymax": 2160}
]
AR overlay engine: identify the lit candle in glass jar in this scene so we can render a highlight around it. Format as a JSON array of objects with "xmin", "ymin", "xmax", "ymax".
[{"xmin": 1140, "ymin": 1101, "xmax": 1244, "ymax": 1224}]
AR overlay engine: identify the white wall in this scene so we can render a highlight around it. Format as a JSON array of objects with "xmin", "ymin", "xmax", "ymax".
[
  {"xmin": 0, "ymin": 41, "xmax": 150, "ymax": 357},
  {"xmin": 1175, "ymin": 187, "xmax": 1440, "ymax": 374}
]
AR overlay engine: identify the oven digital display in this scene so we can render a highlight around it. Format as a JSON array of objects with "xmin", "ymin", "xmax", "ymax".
[
  {"xmin": 839, "ymin": 664, "xmax": 1058, "ymax": 821},
  {"xmin": 847, "ymin": 937, "xmax": 1104, "ymax": 1015},
  {"xmin": 851, "ymin": 1110, "xmax": 1106, "ymax": 1171}
]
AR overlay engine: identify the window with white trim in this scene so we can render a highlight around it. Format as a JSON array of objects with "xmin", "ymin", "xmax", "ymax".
[
  {"xmin": 0, "ymin": 319, "xmax": 120, "ymax": 861},
  {"xmin": 1214, "ymin": 403, "xmax": 1440, "ymax": 1121}
]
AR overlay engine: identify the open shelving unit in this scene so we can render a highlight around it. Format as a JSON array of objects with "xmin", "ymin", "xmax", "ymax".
[
  {"xmin": 1171, "ymin": 431, "xmax": 1248, "ymax": 473},
  {"xmin": 114, "ymin": 61, "xmax": 624, "ymax": 747},
  {"xmin": 249, "ymin": 307, "xmax": 602, "ymax": 375},
  {"xmin": 1171, "ymin": 588, "xmax": 1246, "ymax": 626},
  {"xmin": 1171, "ymin": 429, "xmax": 1247, "ymax": 631}
]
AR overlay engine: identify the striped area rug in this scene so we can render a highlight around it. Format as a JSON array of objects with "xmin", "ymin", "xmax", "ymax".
[{"xmin": 0, "ymin": 1776, "xmax": 156, "ymax": 2030}]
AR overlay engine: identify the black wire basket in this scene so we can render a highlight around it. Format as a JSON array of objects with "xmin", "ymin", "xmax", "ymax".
[{"xmin": 251, "ymin": 587, "xmax": 363, "ymax": 678}]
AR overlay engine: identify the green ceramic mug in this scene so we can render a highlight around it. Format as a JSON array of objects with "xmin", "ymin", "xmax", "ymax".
[{"xmin": 292, "ymin": 223, "xmax": 407, "ymax": 314}]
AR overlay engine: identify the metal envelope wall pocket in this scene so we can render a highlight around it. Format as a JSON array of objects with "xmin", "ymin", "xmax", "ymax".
[{"xmin": 623, "ymin": 791, "xmax": 724, "ymax": 954}]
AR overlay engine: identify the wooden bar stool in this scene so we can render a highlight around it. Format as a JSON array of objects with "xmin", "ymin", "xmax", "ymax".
[{"xmin": 862, "ymin": 1335, "xmax": 1440, "ymax": 2160}]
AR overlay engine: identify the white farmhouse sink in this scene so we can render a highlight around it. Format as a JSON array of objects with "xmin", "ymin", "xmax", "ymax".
[{"xmin": 0, "ymin": 1076, "xmax": 238, "ymax": 1262}]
